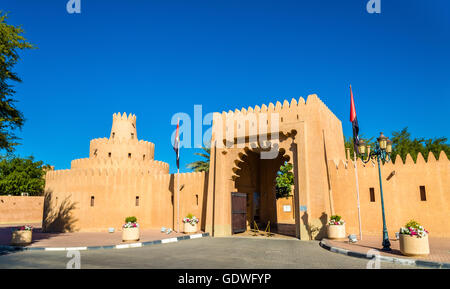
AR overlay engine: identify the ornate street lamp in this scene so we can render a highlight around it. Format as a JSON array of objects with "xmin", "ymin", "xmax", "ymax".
[{"xmin": 357, "ymin": 132, "xmax": 392, "ymax": 251}]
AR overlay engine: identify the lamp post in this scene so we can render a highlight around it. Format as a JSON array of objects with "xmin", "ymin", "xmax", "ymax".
[{"xmin": 357, "ymin": 132, "xmax": 393, "ymax": 251}]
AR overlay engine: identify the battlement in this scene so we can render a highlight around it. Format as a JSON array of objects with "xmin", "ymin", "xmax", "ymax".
[
  {"xmin": 70, "ymin": 157, "xmax": 169, "ymax": 173},
  {"xmin": 329, "ymin": 151, "xmax": 449, "ymax": 171},
  {"xmin": 112, "ymin": 112, "xmax": 136, "ymax": 123},
  {"xmin": 212, "ymin": 94, "xmax": 341, "ymax": 140}
]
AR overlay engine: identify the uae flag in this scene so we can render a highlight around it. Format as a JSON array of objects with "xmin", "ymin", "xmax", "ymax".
[
  {"xmin": 173, "ymin": 119, "xmax": 180, "ymax": 170},
  {"xmin": 350, "ymin": 85, "xmax": 360, "ymax": 154}
]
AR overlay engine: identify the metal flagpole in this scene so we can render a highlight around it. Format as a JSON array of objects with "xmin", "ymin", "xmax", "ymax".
[
  {"xmin": 353, "ymin": 151, "xmax": 363, "ymax": 240},
  {"xmin": 177, "ymin": 167, "xmax": 180, "ymax": 233}
]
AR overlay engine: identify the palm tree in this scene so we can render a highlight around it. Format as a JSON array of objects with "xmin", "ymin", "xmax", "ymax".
[{"xmin": 187, "ymin": 147, "xmax": 210, "ymax": 172}]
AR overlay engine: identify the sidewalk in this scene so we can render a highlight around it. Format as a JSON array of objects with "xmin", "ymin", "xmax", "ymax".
[
  {"xmin": 0, "ymin": 223, "xmax": 203, "ymax": 249},
  {"xmin": 323, "ymin": 235, "xmax": 450, "ymax": 265}
]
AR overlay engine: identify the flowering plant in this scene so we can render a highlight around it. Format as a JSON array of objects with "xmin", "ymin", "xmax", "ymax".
[
  {"xmin": 15, "ymin": 225, "xmax": 33, "ymax": 231},
  {"xmin": 328, "ymin": 215, "xmax": 344, "ymax": 225},
  {"xmin": 183, "ymin": 213, "xmax": 199, "ymax": 226},
  {"xmin": 123, "ymin": 216, "xmax": 138, "ymax": 228},
  {"xmin": 123, "ymin": 222, "xmax": 139, "ymax": 228},
  {"xmin": 400, "ymin": 220, "xmax": 428, "ymax": 238}
]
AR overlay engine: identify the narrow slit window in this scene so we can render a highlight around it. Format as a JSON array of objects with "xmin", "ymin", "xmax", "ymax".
[
  {"xmin": 369, "ymin": 188, "xmax": 375, "ymax": 202},
  {"xmin": 90, "ymin": 196, "xmax": 95, "ymax": 207},
  {"xmin": 143, "ymin": 154, "xmax": 146, "ymax": 161},
  {"xmin": 420, "ymin": 186, "xmax": 427, "ymax": 201},
  {"xmin": 136, "ymin": 196, "xmax": 140, "ymax": 206},
  {"xmin": 128, "ymin": 153, "xmax": 132, "ymax": 158},
  {"xmin": 131, "ymin": 133, "xmax": 134, "ymax": 139},
  {"xmin": 108, "ymin": 152, "xmax": 112, "ymax": 158},
  {"xmin": 196, "ymin": 194, "xmax": 199, "ymax": 206},
  {"xmin": 112, "ymin": 132, "xmax": 115, "ymax": 139}
]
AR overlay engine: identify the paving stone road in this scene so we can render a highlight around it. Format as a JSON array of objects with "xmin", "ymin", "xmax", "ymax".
[{"xmin": 0, "ymin": 237, "xmax": 415, "ymax": 269}]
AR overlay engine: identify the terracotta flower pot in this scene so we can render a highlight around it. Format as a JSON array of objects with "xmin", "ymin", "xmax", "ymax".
[
  {"xmin": 327, "ymin": 224, "xmax": 346, "ymax": 239},
  {"xmin": 399, "ymin": 234, "xmax": 429, "ymax": 256},
  {"xmin": 183, "ymin": 222, "xmax": 198, "ymax": 233},
  {"xmin": 122, "ymin": 227, "xmax": 140, "ymax": 241},
  {"xmin": 11, "ymin": 230, "xmax": 32, "ymax": 245}
]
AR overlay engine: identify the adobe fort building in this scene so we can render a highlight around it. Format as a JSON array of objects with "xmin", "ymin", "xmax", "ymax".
[{"xmin": 44, "ymin": 94, "xmax": 450, "ymax": 239}]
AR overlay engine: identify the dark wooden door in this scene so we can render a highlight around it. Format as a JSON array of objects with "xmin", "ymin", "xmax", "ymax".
[{"xmin": 231, "ymin": 192, "xmax": 247, "ymax": 234}]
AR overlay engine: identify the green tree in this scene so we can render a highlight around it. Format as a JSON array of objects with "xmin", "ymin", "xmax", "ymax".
[
  {"xmin": 390, "ymin": 127, "xmax": 450, "ymax": 163},
  {"xmin": 0, "ymin": 156, "xmax": 48, "ymax": 196},
  {"xmin": 275, "ymin": 162, "xmax": 294, "ymax": 199},
  {"xmin": 344, "ymin": 135, "xmax": 375, "ymax": 159},
  {"xmin": 0, "ymin": 12, "xmax": 35, "ymax": 152},
  {"xmin": 345, "ymin": 127, "xmax": 450, "ymax": 163},
  {"xmin": 187, "ymin": 147, "xmax": 210, "ymax": 172}
]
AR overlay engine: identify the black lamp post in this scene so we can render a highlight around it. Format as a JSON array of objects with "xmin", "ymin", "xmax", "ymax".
[{"xmin": 357, "ymin": 132, "xmax": 393, "ymax": 251}]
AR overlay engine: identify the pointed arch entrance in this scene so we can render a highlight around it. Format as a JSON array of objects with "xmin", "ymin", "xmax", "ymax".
[{"xmin": 231, "ymin": 145, "xmax": 297, "ymax": 236}]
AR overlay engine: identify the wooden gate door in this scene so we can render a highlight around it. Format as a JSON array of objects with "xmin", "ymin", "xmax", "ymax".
[{"xmin": 231, "ymin": 192, "xmax": 247, "ymax": 234}]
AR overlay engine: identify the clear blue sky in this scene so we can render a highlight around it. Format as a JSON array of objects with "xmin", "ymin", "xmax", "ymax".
[{"xmin": 2, "ymin": 0, "xmax": 450, "ymax": 173}]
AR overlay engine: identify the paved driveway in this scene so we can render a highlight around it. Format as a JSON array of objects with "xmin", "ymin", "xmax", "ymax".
[{"xmin": 0, "ymin": 237, "xmax": 414, "ymax": 269}]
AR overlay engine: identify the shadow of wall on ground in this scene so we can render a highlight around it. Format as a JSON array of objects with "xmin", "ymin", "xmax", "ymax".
[{"xmin": 42, "ymin": 191, "xmax": 78, "ymax": 233}]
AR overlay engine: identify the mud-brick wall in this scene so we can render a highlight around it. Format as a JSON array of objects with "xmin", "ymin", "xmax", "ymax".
[
  {"xmin": 329, "ymin": 152, "xmax": 450, "ymax": 238},
  {"xmin": 0, "ymin": 196, "xmax": 44, "ymax": 224}
]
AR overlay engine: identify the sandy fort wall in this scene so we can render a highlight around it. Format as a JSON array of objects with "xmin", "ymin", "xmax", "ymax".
[{"xmin": 329, "ymin": 151, "xmax": 450, "ymax": 237}]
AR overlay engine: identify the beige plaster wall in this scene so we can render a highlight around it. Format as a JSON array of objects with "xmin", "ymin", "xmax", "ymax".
[
  {"xmin": 329, "ymin": 151, "xmax": 450, "ymax": 237},
  {"xmin": 0, "ymin": 196, "xmax": 44, "ymax": 224}
]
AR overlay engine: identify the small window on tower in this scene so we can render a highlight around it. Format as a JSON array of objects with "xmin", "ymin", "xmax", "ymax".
[
  {"xmin": 108, "ymin": 152, "xmax": 112, "ymax": 158},
  {"xmin": 90, "ymin": 196, "xmax": 95, "ymax": 207},
  {"xmin": 136, "ymin": 196, "xmax": 140, "ymax": 206},
  {"xmin": 196, "ymin": 194, "xmax": 199, "ymax": 206},
  {"xmin": 112, "ymin": 132, "xmax": 115, "ymax": 139},
  {"xmin": 128, "ymin": 153, "xmax": 132, "ymax": 158},
  {"xmin": 131, "ymin": 133, "xmax": 134, "ymax": 139},
  {"xmin": 143, "ymin": 154, "xmax": 146, "ymax": 161}
]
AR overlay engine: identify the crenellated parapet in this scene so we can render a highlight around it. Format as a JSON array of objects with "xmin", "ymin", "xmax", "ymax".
[
  {"xmin": 211, "ymin": 94, "xmax": 341, "ymax": 141},
  {"xmin": 329, "ymin": 151, "xmax": 449, "ymax": 172},
  {"xmin": 89, "ymin": 137, "xmax": 155, "ymax": 161},
  {"xmin": 70, "ymin": 157, "xmax": 169, "ymax": 174}
]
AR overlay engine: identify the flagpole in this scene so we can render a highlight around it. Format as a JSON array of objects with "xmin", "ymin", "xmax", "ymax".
[
  {"xmin": 177, "ymin": 167, "xmax": 180, "ymax": 233},
  {"xmin": 354, "ymin": 151, "xmax": 363, "ymax": 240}
]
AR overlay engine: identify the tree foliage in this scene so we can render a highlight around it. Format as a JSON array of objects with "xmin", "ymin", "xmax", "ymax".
[
  {"xmin": 0, "ymin": 156, "xmax": 48, "ymax": 196},
  {"xmin": 275, "ymin": 162, "xmax": 294, "ymax": 199},
  {"xmin": 390, "ymin": 127, "xmax": 450, "ymax": 163},
  {"xmin": 0, "ymin": 12, "xmax": 34, "ymax": 152},
  {"xmin": 345, "ymin": 127, "xmax": 450, "ymax": 163},
  {"xmin": 187, "ymin": 147, "xmax": 210, "ymax": 172}
]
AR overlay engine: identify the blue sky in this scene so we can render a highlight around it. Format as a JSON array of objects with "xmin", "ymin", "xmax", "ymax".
[{"xmin": 2, "ymin": 0, "xmax": 450, "ymax": 173}]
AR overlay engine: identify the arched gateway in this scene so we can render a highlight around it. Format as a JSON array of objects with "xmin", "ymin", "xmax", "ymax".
[{"xmin": 204, "ymin": 94, "xmax": 345, "ymax": 240}]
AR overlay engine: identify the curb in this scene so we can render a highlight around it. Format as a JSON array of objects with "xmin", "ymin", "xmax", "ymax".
[
  {"xmin": 0, "ymin": 233, "xmax": 209, "ymax": 253},
  {"xmin": 319, "ymin": 239, "xmax": 449, "ymax": 269}
]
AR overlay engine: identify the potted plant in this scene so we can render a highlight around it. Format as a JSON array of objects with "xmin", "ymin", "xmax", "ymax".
[
  {"xmin": 399, "ymin": 220, "xmax": 429, "ymax": 256},
  {"xmin": 327, "ymin": 215, "xmax": 346, "ymax": 239},
  {"xmin": 183, "ymin": 213, "xmax": 199, "ymax": 233},
  {"xmin": 11, "ymin": 225, "xmax": 33, "ymax": 245},
  {"xmin": 122, "ymin": 216, "xmax": 140, "ymax": 241}
]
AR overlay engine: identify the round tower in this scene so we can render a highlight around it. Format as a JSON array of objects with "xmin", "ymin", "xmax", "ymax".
[
  {"xmin": 110, "ymin": 112, "xmax": 137, "ymax": 141},
  {"xmin": 70, "ymin": 112, "xmax": 169, "ymax": 174}
]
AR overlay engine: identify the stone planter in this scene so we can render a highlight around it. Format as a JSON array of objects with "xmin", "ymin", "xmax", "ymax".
[
  {"xmin": 122, "ymin": 227, "xmax": 140, "ymax": 241},
  {"xmin": 183, "ymin": 222, "xmax": 198, "ymax": 233},
  {"xmin": 11, "ymin": 230, "xmax": 32, "ymax": 245},
  {"xmin": 327, "ymin": 224, "xmax": 346, "ymax": 239},
  {"xmin": 399, "ymin": 234, "xmax": 429, "ymax": 256}
]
